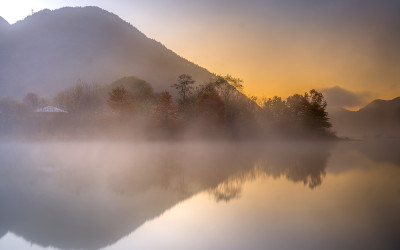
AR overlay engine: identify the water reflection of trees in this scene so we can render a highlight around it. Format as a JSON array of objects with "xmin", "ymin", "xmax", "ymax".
[
  {"xmin": 258, "ymin": 144, "xmax": 330, "ymax": 189},
  {"xmin": 210, "ymin": 177, "xmax": 245, "ymax": 202},
  {"xmin": 207, "ymin": 142, "xmax": 331, "ymax": 202},
  {"xmin": 107, "ymin": 143, "xmax": 331, "ymax": 206},
  {"xmin": 0, "ymin": 141, "xmax": 332, "ymax": 250}
]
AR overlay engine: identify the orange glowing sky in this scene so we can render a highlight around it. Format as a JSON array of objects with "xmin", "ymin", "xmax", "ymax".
[{"xmin": 1, "ymin": 0, "xmax": 399, "ymax": 104}]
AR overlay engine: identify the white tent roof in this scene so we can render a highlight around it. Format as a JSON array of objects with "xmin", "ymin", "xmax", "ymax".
[{"xmin": 35, "ymin": 106, "xmax": 68, "ymax": 113}]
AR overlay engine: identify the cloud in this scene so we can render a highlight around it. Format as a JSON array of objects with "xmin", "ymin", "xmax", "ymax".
[{"xmin": 321, "ymin": 86, "xmax": 373, "ymax": 109}]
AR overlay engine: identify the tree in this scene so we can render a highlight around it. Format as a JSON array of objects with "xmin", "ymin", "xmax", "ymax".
[
  {"xmin": 304, "ymin": 89, "xmax": 331, "ymax": 131},
  {"xmin": 260, "ymin": 89, "xmax": 332, "ymax": 137},
  {"xmin": 285, "ymin": 90, "xmax": 332, "ymax": 132},
  {"xmin": 196, "ymin": 90, "xmax": 226, "ymax": 128},
  {"xmin": 54, "ymin": 81, "xmax": 106, "ymax": 115},
  {"xmin": 286, "ymin": 93, "xmax": 309, "ymax": 124},
  {"xmin": 0, "ymin": 98, "xmax": 27, "ymax": 115},
  {"xmin": 107, "ymin": 86, "xmax": 135, "ymax": 114},
  {"xmin": 110, "ymin": 76, "xmax": 155, "ymax": 105},
  {"xmin": 23, "ymin": 92, "xmax": 41, "ymax": 110},
  {"xmin": 171, "ymin": 74, "xmax": 195, "ymax": 105},
  {"xmin": 286, "ymin": 90, "xmax": 332, "ymax": 132},
  {"xmin": 154, "ymin": 91, "xmax": 180, "ymax": 127},
  {"xmin": 261, "ymin": 96, "xmax": 288, "ymax": 122},
  {"xmin": 210, "ymin": 75, "xmax": 243, "ymax": 105}
]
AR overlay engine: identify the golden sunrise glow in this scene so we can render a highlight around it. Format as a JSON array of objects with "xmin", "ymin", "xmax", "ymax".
[
  {"xmin": 1, "ymin": 1, "xmax": 399, "ymax": 102},
  {"xmin": 1, "ymin": 2, "xmax": 399, "ymax": 250}
]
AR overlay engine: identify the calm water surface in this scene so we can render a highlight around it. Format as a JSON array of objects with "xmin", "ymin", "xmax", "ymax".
[{"xmin": 0, "ymin": 140, "xmax": 399, "ymax": 250}]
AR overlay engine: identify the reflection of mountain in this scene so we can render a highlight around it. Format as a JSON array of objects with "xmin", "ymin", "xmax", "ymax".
[
  {"xmin": 0, "ymin": 142, "xmax": 332, "ymax": 250},
  {"xmin": 360, "ymin": 140, "xmax": 400, "ymax": 166},
  {"xmin": 354, "ymin": 139, "xmax": 400, "ymax": 166},
  {"xmin": 0, "ymin": 7, "xmax": 213, "ymax": 98},
  {"xmin": 330, "ymin": 97, "xmax": 400, "ymax": 138}
]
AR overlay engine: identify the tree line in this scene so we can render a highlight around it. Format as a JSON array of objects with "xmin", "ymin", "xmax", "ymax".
[{"xmin": 0, "ymin": 74, "xmax": 333, "ymax": 139}]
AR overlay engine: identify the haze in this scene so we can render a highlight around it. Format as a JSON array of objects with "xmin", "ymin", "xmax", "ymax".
[
  {"xmin": 1, "ymin": 0, "xmax": 399, "ymax": 102},
  {"xmin": 0, "ymin": 2, "xmax": 400, "ymax": 250}
]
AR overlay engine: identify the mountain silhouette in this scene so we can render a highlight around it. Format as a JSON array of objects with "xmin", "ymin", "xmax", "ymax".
[
  {"xmin": 0, "ymin": 16, "xmax": 9, "ymax": 28},
  {"xmin": 330, "ymin": 97, "xmax": 400, "ymax": 138},
  {"xmin": 0, "ymin": 7, "xmax": 214, "ymax": 98}
]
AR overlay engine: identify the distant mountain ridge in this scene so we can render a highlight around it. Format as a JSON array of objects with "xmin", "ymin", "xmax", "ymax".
[
  {"xmin": 0, "ymin": 7, "xmax": 214, "ymax": 98},
  {"xmin": 330, "ymin": 97, "xmax": 400, "ymax": 138},
  {"xmin": 0, "ymin": 16, "xmax": 9, "ymax": 27}
]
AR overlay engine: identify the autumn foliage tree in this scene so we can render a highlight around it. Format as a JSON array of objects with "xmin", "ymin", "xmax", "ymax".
[
  {"xmin": 107, "ymin": 85, "xmax": 135, "ymax": 115},
  {"xmin": 110, "ymin": 76, "xmax": 155, "ymax": 114},
  {"xmin": 154, "ymin": 91, "xmax": 180, "ymax": 128},
  {"xmin": 40, "ymin": 73, "xmax": 335, "ymax": 139}
]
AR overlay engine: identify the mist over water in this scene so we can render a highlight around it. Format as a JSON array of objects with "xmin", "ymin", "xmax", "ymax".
[
  {"xmin": 0, "ymin": 4, "xmax": 399, "ymax": 250},
  {"xmin": 0, "ymin": 139, "xmax": 399, "ymax": 250}
]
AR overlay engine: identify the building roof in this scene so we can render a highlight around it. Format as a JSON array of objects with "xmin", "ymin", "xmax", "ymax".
[{"xmin": 35, "ymin": 106, "xmax": 68, "ymax": 113}]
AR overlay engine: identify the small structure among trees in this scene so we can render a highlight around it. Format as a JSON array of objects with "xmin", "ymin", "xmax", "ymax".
[
  {"xmin": 35, "ymin": 106, "xmax": 68, "ymax": 113},
  {"xmin": 0, "ymin": 73, "xmax": 335, "ymax": 140}
]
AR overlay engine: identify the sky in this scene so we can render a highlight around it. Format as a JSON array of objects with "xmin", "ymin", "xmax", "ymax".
[{"xmin": 1, "ymin": 0, "xmax": 399, "ymax": 106}]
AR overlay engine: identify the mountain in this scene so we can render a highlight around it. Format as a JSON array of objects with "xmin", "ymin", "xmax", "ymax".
[
  {"xmin": 330, "ymin": 97, "xmax": 400, "ymax": 138},
  {"xmin": 0, "ymin": 16, "xmax": 9, "ymax": 28},
  {"xmin": 0, "ymin": 7, "xmax": 214, "ymax": 98}
]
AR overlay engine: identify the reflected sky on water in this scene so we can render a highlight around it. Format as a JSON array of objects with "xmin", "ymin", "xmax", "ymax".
[{"xmin": 0, "ymin": 140, "xmax": 399, "ymax": 250}]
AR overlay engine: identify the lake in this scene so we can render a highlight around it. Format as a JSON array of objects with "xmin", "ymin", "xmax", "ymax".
[{"xmin": 0, "ymin": 139, "xmax": 399, "ymax": 250}]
